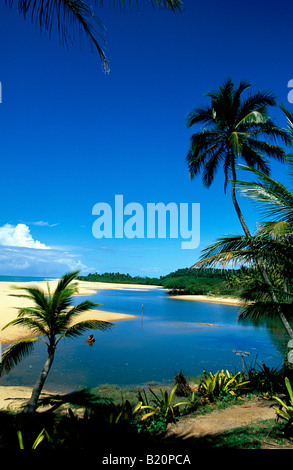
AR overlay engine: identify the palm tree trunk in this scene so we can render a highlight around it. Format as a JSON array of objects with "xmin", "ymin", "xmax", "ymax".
[
  {"xmin": 22, "ymin": 351, "xmax": 55, "ymax": 413},
  {"xmin": 231, "ymin": 164, "xmax": 293, "ymax": 339},
  {"xmin": 231, "ymin": 166, "xmax": 251, "ymax": 237}
]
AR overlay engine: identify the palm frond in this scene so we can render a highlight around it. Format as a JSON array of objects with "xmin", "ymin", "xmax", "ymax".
[
  {"xmin": 194, "ymin": 234, "xmax": 292, "ymax": 270},
  {"xmin": 186, "ymin": 78, "xmax": 289, "ymax": 194},
  {"xmin": 56, "ymin": 319, "xmax": 113, "ymax": 342},
  {"xmin": 280, "ymin": 103, "xmax": 293, "ymax": 137},
  {"xmin": 5, "ymin": 0, "xmax": 183, "ymax": 72},
  {"xmin": 237, "ymin": 89, "xmax": 276, "ymax": 122},
  {"xmin": 10, "ymin": 285, "xmax": 49, "ymax": 311},
  {"xmin": 186, "ymin": 105, "xmax": 215, "ymax": 128},
  {"xmin": 55, "ymin": 299, "xmax": 101, "ymax": 328},
  {"xmin": 239, "ymin": 301, "xmax": 293, "ymax": 323},
  {"xmin": 2, "ymin": 316, "xmax": 48, "ymax": 336},
  {"xmin": 235, "ymin": 165, "xmax": 293, "ymax": 222},
  {"xmin": 96, "ymin": 0, "xmax": 183, "ymax": 11},
  {"xmin": 0, "ymin": 338, "xmax": 39, "ymax": 375},
  {"xmin": 54, "ymin": 270, "xmax": 80, "ymax": 294},
  {"xmin": 5, "ymin": 0, "xmax": 110, "ymax": 72},
  {"xmin": 258, "ymin": 221, "xmax": 293, "ymax": 238}
]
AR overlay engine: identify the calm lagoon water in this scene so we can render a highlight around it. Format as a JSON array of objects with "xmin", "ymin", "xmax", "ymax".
[{"xmin": 0, "ymin": 287, "xmax": 287, "ymax": 392}]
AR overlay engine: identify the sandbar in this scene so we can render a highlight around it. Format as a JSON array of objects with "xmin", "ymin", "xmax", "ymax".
[{"xmin": 168, "ymin": 294, "xmax": 245, "ymax": 306}]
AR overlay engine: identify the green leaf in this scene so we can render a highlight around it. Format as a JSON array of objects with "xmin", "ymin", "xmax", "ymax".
[{"xmin": 0, "ymin": 338, "xmax": 39, "ymax": 375}]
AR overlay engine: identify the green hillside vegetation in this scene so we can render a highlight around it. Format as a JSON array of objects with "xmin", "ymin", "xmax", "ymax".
[
  {"xmin": 78, "ymin": 267, "xmax": 241, "ymax": 297},
  {"xmin": 77, "ymin": 271, "xmax": 161, "ymax": 286}
]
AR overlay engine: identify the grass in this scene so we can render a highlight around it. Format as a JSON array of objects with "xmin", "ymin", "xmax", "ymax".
[
  {"xmin": 188, "ymin": 419, "xmax": 288, "ymax": 449},
  {"xmin": 92, "ymin": 383, "xmax": 174, "ymax": 406}
]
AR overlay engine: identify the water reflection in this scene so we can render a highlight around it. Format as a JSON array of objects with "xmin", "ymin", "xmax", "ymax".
[{"xmin": 0, "ymin": 288, "xmax": 288, "ymax": 392}]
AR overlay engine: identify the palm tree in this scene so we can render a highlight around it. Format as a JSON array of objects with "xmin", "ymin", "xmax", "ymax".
[
  {"xmin": 186, "ymin": 78, "xmax": 292, "ymax": 236},
  {"xmin": 0, "ymin": 270, "xmax": 113, "ymax": 413},
  {"xmin": 5, "ymin": 0, "xmax": 183, "ymax": 72},
  {"xmin": 193, "ymin": 160, "xmax": 293, "ymax": 337}
]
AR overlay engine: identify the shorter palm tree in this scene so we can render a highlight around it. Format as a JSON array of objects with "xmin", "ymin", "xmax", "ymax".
[{"xmin": 0, "ymin": 270, "xmax": 113, "ymax": 413}]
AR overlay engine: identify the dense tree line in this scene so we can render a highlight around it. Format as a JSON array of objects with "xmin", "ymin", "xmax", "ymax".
[{"xmin": 77, "ymin": 267, "xmax": 240, "ymax": 297}]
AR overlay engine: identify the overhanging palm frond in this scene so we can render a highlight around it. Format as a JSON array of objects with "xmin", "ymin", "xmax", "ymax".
[
  {"xmin": 0, "ymin": 338, "xmax": 39, "ymax": 375},
  {"xmin": 5, "ymin": 0, "xmax": 183, "ymax": 72},
  {"xmin": 5, "ymin": 0, "xmax": 110, "ymax": 71},
  {"xmin": 147, "ymin": 0, "xmax": 183, "ymax": 11},
  {"xmin": 239, "ymin": 301, "xmax": 293, "ymax": 324},
  {"xmin": 194, "ymin": 234, "xmax": 292, "ymax": 270},
  {"xmin": 95, "ymin": 0, "xmax": 183, "ymax": 11}
]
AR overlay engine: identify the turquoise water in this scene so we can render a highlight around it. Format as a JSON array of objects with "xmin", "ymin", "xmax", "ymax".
[
  {"xmin": 0, "ymin": 286, "xmax": 287, "ymax": 392},
  {"xmin": 0, "ymin": 275, "xmax": 55, "ymax": 282}
]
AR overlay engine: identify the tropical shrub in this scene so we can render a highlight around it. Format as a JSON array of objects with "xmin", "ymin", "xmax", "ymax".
[
  {"xmin": 198, "ymin": 370, "xmax": 249, "ymax": 402},
  {"xmin": 246, "ymin": 361, "xmax": 284, "ymax": 397},
  {"xmin": 139, "ymin": 384, "xmax": 189, "ymax": 423}
]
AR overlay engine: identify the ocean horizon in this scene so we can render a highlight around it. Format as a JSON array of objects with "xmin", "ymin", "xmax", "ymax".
[{"xmin": 0, "ymin": 275, "xmax": 56, "ymax": 282}]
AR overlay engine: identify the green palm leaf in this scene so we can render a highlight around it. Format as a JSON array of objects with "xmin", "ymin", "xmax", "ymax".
[
  {"xmin": 5, "ymin": 0, "xmax": 183, "ymax": 72},
  {"xmin": 235, "ymin": 164, "xmax": 293, "ymax": 224},
  {"xmin": 0, "ymin": 338, "xmax": 39, "ymax": 375},
  {"xmin": 57, "ymin": 319, "xmax": 112, "ymax": 341}
]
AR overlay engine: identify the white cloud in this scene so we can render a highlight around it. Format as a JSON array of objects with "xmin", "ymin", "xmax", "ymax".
[
  {"xmin": 0, "ymin": 224, "xmax": 50, "ymax": 250},
  {"xmin": 0, "ymin": 223, "xmax": 92, "ymax": 277},
  {"xmin": 31, "ymin": 221, "xmax": 59, "ymax": 227}
]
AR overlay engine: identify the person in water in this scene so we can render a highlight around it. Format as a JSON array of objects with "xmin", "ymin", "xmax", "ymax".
[{"xmin": 87, "ymin": 334, "xmax": 95, "ymax": 343}]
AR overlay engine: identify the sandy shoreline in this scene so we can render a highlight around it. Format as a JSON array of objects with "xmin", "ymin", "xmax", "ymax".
[
  {"xmin": 168, "ymin": 294, "xmax": 245, "ymax": 306},
  {"xmin": 0, "ymin": 280, "xmax": 243, "ymax": 410},
  {"xmin": 0, "ymin": 279, "xmax": 160, "ymax": 345}
]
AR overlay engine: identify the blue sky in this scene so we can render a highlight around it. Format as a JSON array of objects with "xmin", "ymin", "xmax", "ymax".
[{"xmin": 0, "ymin": 0, "xmax": 292, "ymax": 277}]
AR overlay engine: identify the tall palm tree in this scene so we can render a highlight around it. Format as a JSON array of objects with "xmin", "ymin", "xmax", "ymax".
[
  {"xmin": 5, "ymin": 0, "xmax": 183, "ymax": 72},
  {"xmin": 186, "ymin": 78, "xmax": 291, "ymax": 236},
  {"xmin": 0, "ymin": 270, "xmax": 113, "ymax": 413}
]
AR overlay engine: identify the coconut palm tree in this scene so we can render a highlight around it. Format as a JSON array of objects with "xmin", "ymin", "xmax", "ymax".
[
  {"xmin": 193, "ymin": 159, "xmax": 293, "ymax": 337},
  {"xmin": 5, "ymin": 0, "xmax": 183, "ymax": 72},
  {"xmin": 0, "ymin": 270, "xmax": 113, "ymax": 413},
  {"xmin": 186, "ymin": 78, "xmax": 292, "ymax": 236}
]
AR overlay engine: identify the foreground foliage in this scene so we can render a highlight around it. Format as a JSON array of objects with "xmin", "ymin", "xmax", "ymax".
[
  {"xmin": 197, "ymin": 369, "xmax": 249, "ymax": 402},
  {"xmin": 2, "ymin": 363, "xmax": 293, "ymax": 450}
]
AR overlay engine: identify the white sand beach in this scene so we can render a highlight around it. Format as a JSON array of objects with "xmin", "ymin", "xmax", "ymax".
[{"xmin": 0, "ymin": 279, "xmax": 161, "ymax": 345}]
